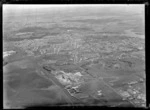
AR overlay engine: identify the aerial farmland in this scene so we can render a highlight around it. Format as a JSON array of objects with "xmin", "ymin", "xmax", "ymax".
[{"xmin": 3, "ymin": 5, "xmax": 145, "ymax": 108}]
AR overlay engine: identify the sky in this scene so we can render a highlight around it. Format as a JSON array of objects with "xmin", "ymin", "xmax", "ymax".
[{"xmin": 3, "ymin": 4, "xmax": 144, "ymax": 13}]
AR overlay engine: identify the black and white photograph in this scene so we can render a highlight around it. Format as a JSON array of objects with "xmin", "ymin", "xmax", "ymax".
[{"xmin": 3, "ymin": 4, "xmax": 145, "ymax": 108}]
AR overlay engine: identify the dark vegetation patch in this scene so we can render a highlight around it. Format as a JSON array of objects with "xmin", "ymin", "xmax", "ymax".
[
  {"xmin": 133, "ymin": 31, "xmax": 144, "ymax": 35},
  {"xmin": 59, "ymin": 27, "xmax": 93, "ymax": 32},
  {"xmin": 4, "ymin": 32, "xmax": 50, "ymax": 42},
  {"xmin": 119, "ymin": 57, "xmax": 145, "ymax": 70},
  {"xmin": 103, "ymin": 77, "xmax": 118, "ymax": 83},
  {"xmin": 42, "ymin": 64, "xmax": 58, "ymax": 72},
  {"xmin": 84, "ymin": 34, "xmax": 128, "ymax": 43},
  {"xmin": 15, "ymin": 27, "xmax": 48, "ymax": 33},
  {"xmin": 4, "ymin": 26, "xmax": 65, "ymax": 41},
  {"xmin": 83, "ymin": 55, "xmax": 145, "ymax": 79},
  {"xmin": 43, "ymin": 54, "xmax": 71, "ymax": 62},
  {"xmin": 64, "ymin": 18, "xmax": 122, "ymax": 24}
]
